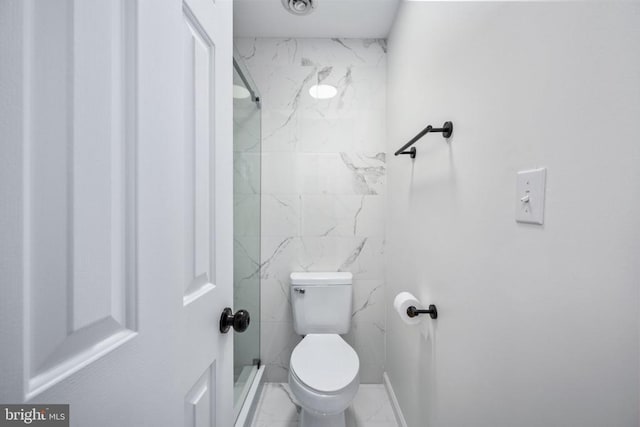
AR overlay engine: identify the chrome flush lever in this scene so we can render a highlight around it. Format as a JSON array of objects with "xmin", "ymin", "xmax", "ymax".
[{"xmin": 293, "ymin": 287, "xmax": 306, "ymax": 294}]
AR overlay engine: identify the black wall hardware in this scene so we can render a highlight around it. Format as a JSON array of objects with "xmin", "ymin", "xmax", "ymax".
[
  {"xmin": 220, "ymin": 307, "xmax": 251, "ymax": 333},
  {"xmin": 394, "ymin": 121, "xmax": 453, "ymax": 159},
  {"xmin": 406, "ymin": 304, "xmax": 438, "ymax": 319}
]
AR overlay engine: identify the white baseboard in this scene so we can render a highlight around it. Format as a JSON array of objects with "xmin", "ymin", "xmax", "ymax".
[
  {"xmin": 235, "ymin": 365, "xmax": 265, "ymax": 427},
  {"xmin": 383, "ymin": 372, "xmax": 408, "ymax": 427}
]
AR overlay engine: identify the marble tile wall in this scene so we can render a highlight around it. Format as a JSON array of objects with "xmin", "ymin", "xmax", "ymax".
[{"xmin": 235, "ymin": 38, "xmax": 387, "ymax": 383}]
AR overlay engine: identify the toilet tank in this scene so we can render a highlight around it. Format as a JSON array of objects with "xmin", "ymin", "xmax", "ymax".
[{"xmin": 290, "ymin": 272, "xmax": 353, "ymax": 335}]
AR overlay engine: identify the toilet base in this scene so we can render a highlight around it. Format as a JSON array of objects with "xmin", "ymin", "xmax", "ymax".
[{"xmin": 299, "ymin": 408, "xmax": 346, "ymax": 427}]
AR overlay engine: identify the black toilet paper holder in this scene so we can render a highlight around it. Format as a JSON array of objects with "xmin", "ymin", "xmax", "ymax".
[{"xmin": 407, "ymin": 304, "xmax": 438, "ymax": 319}]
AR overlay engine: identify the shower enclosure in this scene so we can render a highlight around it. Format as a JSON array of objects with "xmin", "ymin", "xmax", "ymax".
[{"xmin": 232, "ymin": 53, "xmax": 262, "ymax": 422}]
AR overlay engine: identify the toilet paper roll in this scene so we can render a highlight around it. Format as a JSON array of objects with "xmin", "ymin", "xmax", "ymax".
[{"xmin": 393, "ymin": 292, "xmax": 422, "ymax": 325}]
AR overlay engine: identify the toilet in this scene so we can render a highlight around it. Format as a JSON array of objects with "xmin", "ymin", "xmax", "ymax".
[{"xmin": 289, "ymin": 272, "xmax": 360, "ymax": 427}]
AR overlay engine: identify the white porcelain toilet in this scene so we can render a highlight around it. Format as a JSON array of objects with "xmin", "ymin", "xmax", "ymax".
[{"xmin": 289, "ymin": 272, "xmax": 360, "ymax": 427}]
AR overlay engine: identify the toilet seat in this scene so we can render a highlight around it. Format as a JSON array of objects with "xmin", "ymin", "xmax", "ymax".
[{"xmin": 290, "ymin": 334, "xmax": 359, "ymax": 393}]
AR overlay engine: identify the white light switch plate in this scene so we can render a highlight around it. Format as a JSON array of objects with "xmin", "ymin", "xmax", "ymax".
[{"xmin": 516, "ymin": 168, "xmax": 546, "ymax": 225}]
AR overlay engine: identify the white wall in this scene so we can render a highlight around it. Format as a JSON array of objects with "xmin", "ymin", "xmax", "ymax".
[
  {"xmin": 385, "ymin": 3, "xmax": 640, "ymax": 426},
  {"xmin": 235, "ymin": 38, "xmax": 388, "ymax": 383}
]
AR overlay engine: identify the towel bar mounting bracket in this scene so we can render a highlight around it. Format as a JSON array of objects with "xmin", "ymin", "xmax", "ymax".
[{"xmin": 397, "ymin": 147, "xmax": 417, "ymax": 159}]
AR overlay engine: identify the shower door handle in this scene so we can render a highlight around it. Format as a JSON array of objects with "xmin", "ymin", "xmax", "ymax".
[{"xmin": 219, "ymin": 307, "xmax": 251, "ymax": 333}]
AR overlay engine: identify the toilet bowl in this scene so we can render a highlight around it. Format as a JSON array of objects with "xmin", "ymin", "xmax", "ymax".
[
  {"xmin": 288, "ymin": 272, "xmax": 359, "ymax": 427},
  {"xmin": 289, "ymin": 334, "xmax": 359, "ymax": 427}
]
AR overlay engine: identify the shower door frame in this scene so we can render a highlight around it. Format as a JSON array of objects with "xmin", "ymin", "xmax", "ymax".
[{"xmin": 232, "ymin": 49, "xmax": 263, "ymax": 425}]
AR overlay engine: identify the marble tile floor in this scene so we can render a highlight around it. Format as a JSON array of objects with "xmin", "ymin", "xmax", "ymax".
[{"xmin": 251, "ymin": 383, "xmax": 399, "ymax": 427}]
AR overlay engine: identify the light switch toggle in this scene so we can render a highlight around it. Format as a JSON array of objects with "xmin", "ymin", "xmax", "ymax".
[{"xmin": 515, "ymin": 168, "xmax": 546, "ymax": 225}]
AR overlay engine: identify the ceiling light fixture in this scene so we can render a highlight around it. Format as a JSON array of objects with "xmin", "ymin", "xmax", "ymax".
[
  {"xmin": 233, "ymin": 84, "xmax": 251, "ymax": 99},
  {"xmin": 282, "ymin": 0, "xmax": 316, "ymax": 16},
  {"xmin": 309, "ymin": 84, "xmax": 337, "ymax": 100}
]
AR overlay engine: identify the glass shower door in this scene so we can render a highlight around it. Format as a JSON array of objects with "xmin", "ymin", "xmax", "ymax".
[{"xmin": 232, "ymin": 56, "xmax": 261, "ymax": 420}]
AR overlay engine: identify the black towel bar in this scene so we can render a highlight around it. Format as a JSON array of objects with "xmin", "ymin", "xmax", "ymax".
[{"xmin": 394, "ymin": 121, "xmax": 453, "ymax": 159}]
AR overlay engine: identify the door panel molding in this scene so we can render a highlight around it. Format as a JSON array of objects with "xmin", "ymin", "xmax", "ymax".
[
  {"xmin": 184, "ymin": 362, "xmax": 217, "ymax": 427},
  {"xmin": 182, "ymin": 1, "xmax": 217, "ymax": 307},
  {"xmin": 23, "ymin": 0, "xmax": 137, "ymax": 399}
]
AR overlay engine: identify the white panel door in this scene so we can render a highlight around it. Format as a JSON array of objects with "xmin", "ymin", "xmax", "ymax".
[
  {"xmin": 180, "ymin": 0, "xmax": 234, "ymax": 426},
  {"xmin": 0, "ymin": 0, "xmax": 233, "ymax": 426}
]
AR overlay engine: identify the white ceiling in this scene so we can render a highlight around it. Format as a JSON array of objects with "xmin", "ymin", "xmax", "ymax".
[{"xmin": 234, "ymin": 0, "xmax": 401, "ymax": 39}]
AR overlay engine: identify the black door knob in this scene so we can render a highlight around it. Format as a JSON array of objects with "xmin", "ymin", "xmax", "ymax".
[{"xmin": 219, "ymin": 307, "xmax": 250, "ymax": 333}]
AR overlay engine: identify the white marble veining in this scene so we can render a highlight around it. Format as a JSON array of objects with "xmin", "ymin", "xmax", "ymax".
[
  {"xmin": 251, "ymin": 383, "xmax": 398, "ymax": 427},
  {"xmin": 301, "ymin": 195, "xmax": 384, "ymax": 238},
  {"xmin": 237, "ymin": 38, "xmax": 387, "ymax": 384}
]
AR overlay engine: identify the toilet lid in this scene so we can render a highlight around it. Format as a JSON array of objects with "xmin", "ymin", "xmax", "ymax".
[{"xmin": 290, "ymin": 334, "xmax": 359, "ymax": 393}]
